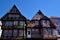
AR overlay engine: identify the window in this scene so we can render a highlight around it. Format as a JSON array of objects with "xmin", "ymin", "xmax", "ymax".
[
  {"xmin": 9, "ymin": 14, "xmax": 13, "ymax": 18},
  {"xmin": 28, "ymin": 31, "xmax": 30, "ymax": 34},
  {"xmin": 9, "ymin": 14, "xmax": 20, "ymax": 19},
  {"xmin": 27, "ymin": 29, "xmax": 31, "ymax": 35},
  {"xmin": 15, "ymin": 15, "xmax": 20, "ymax": 19},
  {"xmin": 43, "ymin": 28, "xmax": 49, "ymax": 35},
  {"xmin": 42, "ymin": 20, "xmax": 50, "ymax": 24},
  {"xmin": 58, "ymin": 30, "xmax": 60, "ymax": 35},
  {"xmin": 42, "ymin": 20, "xmax": 50, "ymax": 27},
  {"xmin": 42, "ymin": 20, "xmax": 46, "ymax": 24},
  {"xmin": 35, "ymin": 21, "xmax": 39, "ymax": 26},
  {"xmin": 19, "ymin": 21, "xmax": 24, "ymax": 26},
  {"xmin": 9, "ymin": 7, "xmax": 18, "ymax": 13},
  {"xmin": 43, "ymin": 28, "xmax": 53, "ymax": 35},
  {"xmin": 5, "ymin": 21, "xmax": 13, "ymax": 26},
  {"xmin": 36, "ymin": 14, "xmax": 43, "ymax": 18},
  {"xmin": 8, "ymin": 30, "xmax": 12, "ymax": 37},
  {"xmin": 14, "ymin": 21, "xmax": 19, "ymax": 26},
  {"xmin": 12, "ymin": 8, "xmax": 17, "ymax": 13},
  {"xmin": 52, "ymin": 29, "xmax": 57, "ymax": 36},
  {"xmin": 13, "ymin": 30, "xmax": 18, "ymax": 37},
  {"xmin": 15, "ymin": 15, "xmax": 20, "ymax": 18},
  {"xmin": 39, "ymin": 14, "xmax": 43, "ymax": 18},
  {"xmin": 31, "ymin": 29, "xmax": 40, "ymax": 38},
  {"xmin": 47, "ymin": 21, "xmax": 50, "ymax": 24},
  {"xmin": 3, "ymin": 30, "xmax": 13, "ymax": 37},
  {"xmin": 48, "ymin": 29, "xmax": 52, "ymax": 35},
  {"xmin": 3, "ymin": 30, "xmax": 8, "ymax": 37},
  {"xmin": 32, "ymin": 29, "xmax": 39, "ymax": 34},
  {"xmin": 11, "ymin": 7, "xmax": 19, "ymax": 13},
  {"xmin": 42, "ymin": 20, "xmax": 46, "ymax": 27},
  {"xmin": 19, "ymin": 30, "xmax": 23, "ymax": 36}
]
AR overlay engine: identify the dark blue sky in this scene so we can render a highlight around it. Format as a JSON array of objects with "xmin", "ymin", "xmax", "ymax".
[{"xmin": 0, "ymin": 0, "xmax": 60, "ymax": 19}]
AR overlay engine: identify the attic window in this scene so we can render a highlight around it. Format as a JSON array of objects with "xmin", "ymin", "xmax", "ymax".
[
  {"xmin": 42, "ymin": 20, "xmax": 50, "ymax": 24},
  {"xmin": 47, "ymin": 21, "xmax": 50, "ymax": 24},
  {"xmin": 35, "ymin": 21, "xmax": 39, "ymax": 26},
  {"xmin": 9, "ymin": 14, "xmax": 19, "ymax": 17},
  {"xmin": 39, "ymin": 14, "xmax": 43, "ymax": 18},
  {"xmin": 11, "ymin": 7, "xmax": 18, "ymax": 13},
  {"xmin": 9, "ymin": 14, "xmax": 20, "ymax": 19},
  {"xmin": 42, "ymin": 20, "xmax": 46, "ymax": 24}
]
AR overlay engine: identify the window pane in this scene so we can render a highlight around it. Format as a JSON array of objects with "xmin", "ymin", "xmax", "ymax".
[
  {"xmin": 31, "ymin": 29, "xmax": 40, "ymax": 38},
  {"xmin": 28, "ymin": 31, "xmax": 30, "ymax": 34},
  {"xmin": 9, "ymin": 14, "xmax": 20, "ymax": 19},
  {"xmin": 36, "ymin": 14, "xmax": 43, "ymax": 18},
  {"xmin": 48, "ymin": 29, "xmax": 52, "ymax": 35},
  {"xmin": 43, "ymin": 28, "xmax": 49, "ymax": 35},
  {"xmin": 58, "ymin": 30, "xmax": 60, "ymax": 35},
  {"xmin": 39, "ymin": 14, "xmax": 43, "ymax": 18},
  {"xmin": 42, "ymin": 20, "xmax": 50, "ymax": 27},
  {"xmin": 12, "ymin": 8, "xmax": 16, "ymax": 13},
  {"xmin": 52, "ymin": 29, "xmax": 56, "ymax": 35},
  {"xmin": 11, "ymin": 7, "xmax": 19, "ymax": 13},
  {"xmin": 15, "ymin": 15, "xmax": 19, "ymax": 18},
  {"xmin": 19, "ymin": 30, "xmax": 23, "ymax": 36},
  {"xmin": 42, "ymin": 20, "xmax": 46, "ymax": 24},
  {"xmin": 3, "ymin": 30, "xmax": 8, "ymax": 37},
  {"xmin": 43, "ymin": 28, "xmax": 52, "ymax": 35},
  {"xmin": 35, "ymin": 21, "xmax": 39, "ymax": 26},
  {"xmin": 5, "ymin": 21, "xmax": 13, "ymax": 26},
  {"xmin": 9, "ymin": 14, "xmax": 13, "ymax": 18},
  {"xmin": 32, "ymin": 29, "xmax": 39, "ymax": 34},
  {"xmin": 8, "ymin": 30, "xmax": 12, "ymax": 37},
  {"xmin": 19, "ymin": 21, "xmax": 24, "ymax": 26},
  {"xmin": 13, "ymin": 30, "xmax": 18, "ymax": 37},
  {"xmin": 14, "ymin": 21, "xmax": 18, "ymax": 26},
  {"xmin": 47, "ymin": 21, "xmax": 50, "ymax": 24}
]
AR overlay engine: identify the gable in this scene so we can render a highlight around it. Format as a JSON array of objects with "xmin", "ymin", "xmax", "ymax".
[
  {"xmin": 50, "ymin": 17, "xmax": 60, "ymax": 27},
  {"xmin": 8, "ymin": 5, "xmax": 20, "ymax": 13},
  {"xmin": 32, "ymin": 10, "xmax": 45, "ymax": 20},
  {"xmin": 1, "ymin": 5, "xmax": 27, "ymax": 20}
]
